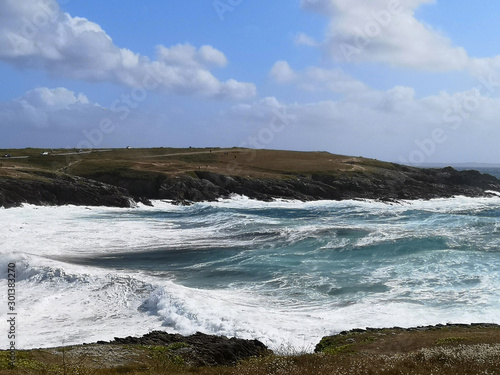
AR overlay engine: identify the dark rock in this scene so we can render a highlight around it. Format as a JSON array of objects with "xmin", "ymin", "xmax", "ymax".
[
  {"xmin": 157, "ymin": 176, "xmax": 229, "ymax": 202},
  {"xmin": 3, "ymin": 163, "xmax": 500, "ymax": 209},
  {"xmin": 155, "ymin": 166, "xmax": 500, "ymax": 203},
  {"xmin": 471, "ymin": 323, "xmax": 500, "ymax": 328},
  {"xmin": 351, "ymin": 328, "xmax": 366, "ymax": 333},
  {"xmin": 101, "ymin": 331, "xmax": 271, "ymax": 367},
  {"xmin": 316, "ymin": 323, "xmax": 500, "ymax": 352},
  {"xmin": 82, "ymin": 172, "xmax": 166, "ymax": 199},
  {"xmin": 0, "ymin": 175, "xmax": 135, "ymax": 208},
  {"xmin": 134, "ymin": 196, "xmax": 153, "ymax": 206}
]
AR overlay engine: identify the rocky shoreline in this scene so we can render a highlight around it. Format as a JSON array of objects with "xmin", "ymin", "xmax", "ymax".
[
  {"xmin": 96, "ymin": 331, "xmax": 271, "ymax": 367},
  {"xmin": 315, "ymin": 322, "xmax": 500, "ymax": 352},
  {"xmin": 0, "ymin": 174, "xmax": 138, "ymax": 209},
  {"xmin": 1, "ymin": 164, "xmax": 500, "ymax": 208},
  {"xmin": 158, "ymin": 167, "xmax": 500, "ymax": 204},
  {"xmin": 12, "ymin": 323, "xmax": 499, "ymax": 371}
]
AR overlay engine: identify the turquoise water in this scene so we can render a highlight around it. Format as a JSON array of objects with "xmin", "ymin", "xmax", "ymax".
[
  {"xmin": 1, "ymin": 186, "xmax": 500, "ymax": 350},
  {"xmin": 75, "ymin": 201, "xmax": 500, "ymax": 300}
]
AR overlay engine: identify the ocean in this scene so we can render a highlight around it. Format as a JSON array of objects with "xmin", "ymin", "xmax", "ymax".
[{"xmin": 1, "ymin": 168, "xmax": 500, "ymax": 352}]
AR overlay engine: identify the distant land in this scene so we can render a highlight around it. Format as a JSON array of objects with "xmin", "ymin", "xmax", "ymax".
[{"xmin": 1, "ymin": 147, "xmax": 500, "ymax": 208}]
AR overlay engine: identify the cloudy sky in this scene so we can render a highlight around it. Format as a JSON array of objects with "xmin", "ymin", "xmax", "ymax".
[{"xmin": 1, "ymin": 0, "xmax": 500, "ymax": 164}]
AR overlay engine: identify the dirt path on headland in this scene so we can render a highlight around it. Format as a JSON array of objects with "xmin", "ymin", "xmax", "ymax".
[{"xmin": 140, "ymin": 149, "xmax": 233, "ymax": 158}]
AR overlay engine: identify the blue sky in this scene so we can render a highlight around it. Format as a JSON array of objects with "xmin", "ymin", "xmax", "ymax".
[{"xmin": 2, "ymin": 0, "xmax": 500, "ymax": 164}]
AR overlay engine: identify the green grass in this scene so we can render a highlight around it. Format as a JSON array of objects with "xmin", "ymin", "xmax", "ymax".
[
  {"xmin": 3, "ymin": 326, "xmax": 496, "ymax": 375},
  {"xmin": 165, "ymin": 343, "xmax": 191, "ymax": 351},
  {"xmin": 1, "ymin": 147, "xmax": 395, "ymax": 184},
  {"xmin": 168, "ymin": 153, "xmax": 218, "ymax": 164}
]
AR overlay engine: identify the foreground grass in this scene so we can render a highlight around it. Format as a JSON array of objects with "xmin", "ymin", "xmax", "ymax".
[{"xmin": 1, "ymin": 326, "xmax": 499, "ymax": 375}]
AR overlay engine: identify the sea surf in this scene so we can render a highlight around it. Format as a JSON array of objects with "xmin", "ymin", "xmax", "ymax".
[{"xmin": 1, "ymin": 195, "xmax": 500, "ymax": 351}]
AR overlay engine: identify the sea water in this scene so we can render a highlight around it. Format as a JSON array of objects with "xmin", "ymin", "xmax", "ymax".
[{"xmin": 1, "ymin": 187, "xmax": 500, "ymax": 351}]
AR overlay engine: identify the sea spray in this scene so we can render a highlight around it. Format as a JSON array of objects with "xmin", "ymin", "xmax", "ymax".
[{"xmin": 1, "ymin": 196, "xmax": 499, "ymax": 351}]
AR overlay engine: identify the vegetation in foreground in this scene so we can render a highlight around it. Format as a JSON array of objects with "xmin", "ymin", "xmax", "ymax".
[{"xmin": 1, "ymin": 326, "xmax": 499, "ymax": 375}]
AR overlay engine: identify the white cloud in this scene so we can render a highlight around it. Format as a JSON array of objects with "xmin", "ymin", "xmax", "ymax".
[
  {"xmin": 228, "ymin": 97, "xmax": 287, "ymax": 121},
  {"xmin": 300, "ymin": 0, "xmax": 500, "ymax": 78},
  {"xmin": 269, "ymin": 61, "xmax": 297, "ymax": 83},
  {"xmin": 220, "ymin": 85, "xmax": 500, "ymax": 163},
  {"xmin": 157, "ymin": 44, "xmax": 228, "ymax": 69},
  {"xmin": 270, "ymin": 62, "xmax": 369, "ymax": 94},
  {"xmin": 302, "ymin": 66, "xmax": 369, "ymax": 94},
  {"xmin": 294, "ymin": 32, "xmax": 320, "ymax": 47},
  {"xmin": 0, "ymin": 87, "xmax": 99, "ymax": 131},
  {"xmin": 3, "ymin": 84, "xmax": 500, "ymax": 162},
  {"xmin": 20, "ymin": 87, "xmax": 89, "ymax": 110},
  {"xmin": 1, "ymin": 86, "xmax": 251, "ymax": 150},
  {"xmin": 0, "ymin": 0, "xmax": 255, "ymax": 99}
]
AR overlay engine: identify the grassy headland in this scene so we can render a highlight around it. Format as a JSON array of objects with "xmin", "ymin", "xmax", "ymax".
[
  {"xmin": 0, "ymin": 147, "xmax": 395, "ymax": 180},
  {"xmin": 2, "ymin": 147, "xmax": 500, "ymax": 208}
]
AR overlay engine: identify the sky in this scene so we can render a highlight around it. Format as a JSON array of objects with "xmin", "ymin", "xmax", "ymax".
[{"xmin": 2, "ymin": 0, "xmax": 500, "ymax": 164}]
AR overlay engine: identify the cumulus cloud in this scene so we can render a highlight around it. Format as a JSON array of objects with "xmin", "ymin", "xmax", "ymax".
[
  {"xmin": 0, "ymin": 87, "xmax": 100, "ymax": 132},
  {"xmin": 221, "ymin": 85, "xmax": 500, "ymax": 163},
  {"xmin": 20, "ymin": 87, "xmax": 90, "ymax": 110},
  {"xmin": 300, "ymin": 0, "xmax": 500, "ymax": 78},
  {"xmin": 0, "ymin": 0, "xmax": 255, "ymax": 99},
  {"xmin": 157, "ymin": 44, "xmax": 228, "ymax": 69},
  {"xmin": 256, "ymin": 1, "xmax": 500, "ymax": 162},
  {"xmin": 269, "ymin": 61, "xmax": 298, "ymax": 83},
  {"xmin": 0, "ymin": 86, "xmax": 224, "ymax": 149},
  {"xmin": 270, "ymin": 62, "xmax": 369, "ymax": 94}
]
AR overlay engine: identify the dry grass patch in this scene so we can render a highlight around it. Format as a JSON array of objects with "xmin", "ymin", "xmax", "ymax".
[{"xmin": 2, "ymin": 326, "xmax": 499, "ymax": 375}]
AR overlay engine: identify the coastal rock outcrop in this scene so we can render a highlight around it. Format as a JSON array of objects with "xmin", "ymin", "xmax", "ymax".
[
  {"xmin": 152, "ymin": 167, "xmax": 500, "ymax": 204},
  {"xmin": 0, "ymin": 174, "xmax": 138, "ymax": 208},
  {"xmin": 2, "ymin": 162, "xmax": 500, "ymax": 208},
  {"xmin": 315, "ymin": 323, "xmax": 500, "ymax": 353},
  {"xmin": 99, "ymin": 331, "xmax": 271, "ymax": 367}
]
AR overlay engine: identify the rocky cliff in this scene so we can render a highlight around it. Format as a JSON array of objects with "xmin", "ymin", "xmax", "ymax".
[
  {"xmin": 99, "ymin": 331, "xmax": 271, "ymax": 367},
  {"xmin": 2, "ymin": 150, "xmax": 500, "ymax": 208},
  {"xmin": 111, "ymin": 166, "xmax": 500, "ymax": 204},
  {"xmin": 0, "ymin": 174, "xmax": 137, "ymax": 209}
]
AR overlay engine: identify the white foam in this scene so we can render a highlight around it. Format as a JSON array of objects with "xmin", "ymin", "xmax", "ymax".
[
  {"xmin": 1, "ymin": 197, "xmax": 499, "ymax": 351},
  {"xmin": 1, "ymin": 249, "xmax": 497, "ymax": 351},
  {"xmin": 138, "ymin": 279, "xmax": 500, "ymax": 352},
  {"xmin": 486, "ymin": 190, "xmax": 500, "ymax": 196},
  {"xmin": 0, "ymin": 254, "xmax": 163, "ymax": 348}
]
